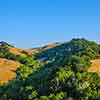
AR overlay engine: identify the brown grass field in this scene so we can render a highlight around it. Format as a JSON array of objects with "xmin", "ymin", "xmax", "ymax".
[
  {"xmin": 9, "ymin": 47, "xmax": 39, "ymax": 55},
  {"xmin": 0, "ymin": 58, "xmax": 20, "ymax": 84},
  {"xmin": 88, "ymin": 59, "xmax": 100, "ymax": 74},
  {"xmin": 0, "ymin": 52, "xmax": 100, "ymax": 85}
]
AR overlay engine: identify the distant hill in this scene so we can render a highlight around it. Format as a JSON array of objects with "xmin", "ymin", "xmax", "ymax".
[{"xmin": 0, "ymin": 38, "xmax": 100, "ymax": 100}]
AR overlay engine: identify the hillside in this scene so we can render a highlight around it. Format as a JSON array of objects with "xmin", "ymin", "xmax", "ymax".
[
  {"xmin": 0, "ymin": 58, "xmax": 20, "ymax": 84},
  {"xmin": 88, "ymin": 59, "xmax": 100, "ymax": 73},
  {"xmin": 0, "ymin": 42, "xmax": 59, "ymax": 84},
  {"xmin": 0, "ymin": 38, "xmax": 100, "ymax": 100}
]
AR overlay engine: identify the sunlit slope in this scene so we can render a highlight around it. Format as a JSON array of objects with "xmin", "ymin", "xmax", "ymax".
[
  {"xmin": 9, "ymin": 47, "xmax": 39, "ymax": 56},
  {"xmin": 0, "ymin": 39, "xmax": 100, "ymax": 84},
  {"xmin": 88, "ymin": 59, "xmax": 100, "ymax": 73},
  {"xmin": 0, "ymin": 58, "xmax": 21, "ymax": 84},
  {"xmin": 0, "ymin": 42, "xmax": 40, "ymax": 84},
  {"xmin": 0, "ymin": 39, "xmax": 100, "ymax": 99}
]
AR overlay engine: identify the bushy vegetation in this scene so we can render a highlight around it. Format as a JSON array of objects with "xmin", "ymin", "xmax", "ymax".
[{"xmin": 0, "ymin": 38, "xmax": 100, "ymax": 100}]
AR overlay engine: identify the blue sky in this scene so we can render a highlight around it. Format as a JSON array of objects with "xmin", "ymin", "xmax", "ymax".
[{"xmin": 0, "ymin": 0, "xmax": 100, "ymax": 48}]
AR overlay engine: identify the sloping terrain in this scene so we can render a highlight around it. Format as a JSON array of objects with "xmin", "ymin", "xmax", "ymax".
[
  {"xmin": 0, "ymin": 58, "xmax": 21, "ymax": 84},
  {"xmin": 9, "ymin": 47, "xmax": 39, "ymax": 56},
  {"xmin": 0, "ymin": 43, "xmax": 47, "ymax": 84},
  {"xmin": 0, "ymin": 39, "xmax": 100, "ymax": 100},
  {"xmin": 88, "ymin": 59, "xmax": 100, "ymax": 74},
  {"xmin": 0, "ymin": 40, "xmax": 99, "ymax": 84}
]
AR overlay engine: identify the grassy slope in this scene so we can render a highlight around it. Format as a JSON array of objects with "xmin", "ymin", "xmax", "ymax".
[
  {"xmin": 0, "ymin": 41, "xmax": 100, "ymax": 84},
  {"xmin": 0, "ymin": 44, "xmax": 58, "ymax": 84},
  {"xmin": 88, "ymin": 59, "xmax": 100, "ymax": 74},
  {"xmin": 0, "ymin": 58, "xmax": 20, "ymax": 84}
]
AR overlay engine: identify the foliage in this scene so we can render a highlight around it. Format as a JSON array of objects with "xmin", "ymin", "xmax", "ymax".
[{"xmin": 0, "ymin": 38, "xmax": 100, "ymax": 100}]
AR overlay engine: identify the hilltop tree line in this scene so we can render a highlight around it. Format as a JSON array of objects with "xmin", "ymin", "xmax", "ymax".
[{"xmin": 0, "ymin": 38, "xmax": 100, "ymax": 100}]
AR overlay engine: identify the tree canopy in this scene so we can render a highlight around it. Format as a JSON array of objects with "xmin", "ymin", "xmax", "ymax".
[{"xmin": 0, "ymin": 38, "xmax": 100, "ymax": 100}]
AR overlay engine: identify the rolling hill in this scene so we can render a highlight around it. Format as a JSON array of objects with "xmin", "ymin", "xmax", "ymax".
[{"xmin": 0, "ymin": 38, "xmax": 100, "ymax": 100}]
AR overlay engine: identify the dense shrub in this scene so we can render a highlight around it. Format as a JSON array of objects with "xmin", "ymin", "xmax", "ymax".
[{"xmin": 0, "ymin": 38, "xmax": 100, "ymax": 100}]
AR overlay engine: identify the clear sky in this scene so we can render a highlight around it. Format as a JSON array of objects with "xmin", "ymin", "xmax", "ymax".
[{"xmin": 0, "ymin": 0, "xmax": 100, "ymax": 48}]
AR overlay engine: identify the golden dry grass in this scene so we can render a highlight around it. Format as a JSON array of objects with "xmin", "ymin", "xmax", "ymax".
[
  {"xmin": 0, "ymin": 58, "xmax": 21, "ymax": 84},
  {"xmin": 88, "ymin": 59, "xmax": 100, "ymax": 73},
  {"xmin": 1, "ymin": 45, "xmax": 100, "ymax": 85},
  {"xmin": 22, "ymin": 49, "xmax": 39, "ymax": 55},
  {"xmin": 9, "ymin": 48, "xmax": 27, "ymax": 58},
  {"xmin": 9, "ymin": 47, "xmax": 22, "ymax": 54},
  {"xmin": 9, "ymin": 47, "xmax": 38, "ymax": 56},
  {"xmin": 42, "ymin": 44, "xmax": 57, "ymax": 50}
]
